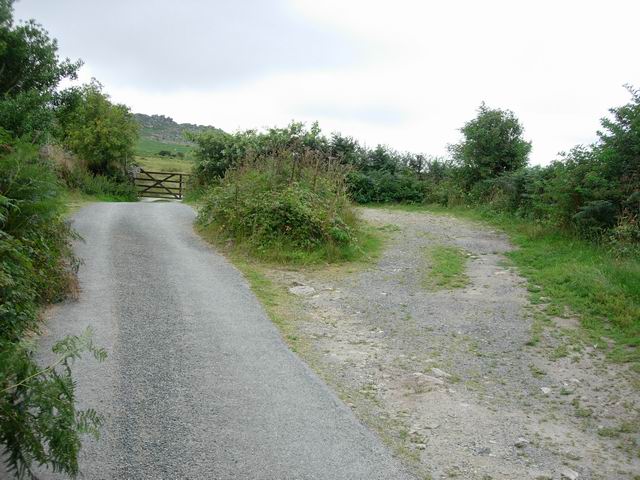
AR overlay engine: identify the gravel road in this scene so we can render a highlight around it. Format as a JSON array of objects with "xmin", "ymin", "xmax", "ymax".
[
  {"xmin": 266, "ymin": 208, "xmax": 640, "ymax": 480},
  {"xmin": 32, "ymin": 202, "xmax": 414, "ymax": 480}
]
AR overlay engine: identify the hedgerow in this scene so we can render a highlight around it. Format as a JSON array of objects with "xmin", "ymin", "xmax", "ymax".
[{"xmin": 197, "ymin": 150, "xmax": 361, "ymax": 263}]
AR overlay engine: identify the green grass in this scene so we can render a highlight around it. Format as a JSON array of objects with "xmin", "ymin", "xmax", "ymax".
[
  {"xmin": 136, "ymin": 154, "xmax": 194, "ymax": 173},
  {"xmin": 197, "ymin": 222, "xmax": 386, "ymax": 266},
  {"xmin": 134, "ymin": 137, "xmax": 195, "ymax": 173},
  {"xmin": 134, "ymin": 137, "xmax": 193, "ymax": 157},
  {"xmin": 423, "ymin": 245, "xmax": 470, "ymax": 290},
  {"xmin": 366, "ymin": 203, "xmax": 640, "ymax": 363}
]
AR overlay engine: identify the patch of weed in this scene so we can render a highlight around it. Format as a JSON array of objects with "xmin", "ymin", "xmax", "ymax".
[{"xmin": 423, "ymin": 245, "xmax": 470, "ymax": 290}]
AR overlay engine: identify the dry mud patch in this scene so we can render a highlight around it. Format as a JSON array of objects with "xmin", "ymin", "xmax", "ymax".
[{"xmin": 260, "ymin": 208, "xmax": 640, "ymax": 480}]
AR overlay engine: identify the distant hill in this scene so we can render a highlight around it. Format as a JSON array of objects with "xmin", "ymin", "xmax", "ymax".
[{"xmin": 134, "ymin": 113, "xmax": 222, "ymax": 145}]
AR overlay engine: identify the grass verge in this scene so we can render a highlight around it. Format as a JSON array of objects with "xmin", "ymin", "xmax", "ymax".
[
  {"xmin": 423, "ymin": 245, "xmax": 470, "ymax": 290},
  {"xmin": 197, "ymin": 221, "xmax": 386, "ymax": 266},
  {"xmin": 367, "ymin": 203, "xmax": 640, "ymax": 363}
]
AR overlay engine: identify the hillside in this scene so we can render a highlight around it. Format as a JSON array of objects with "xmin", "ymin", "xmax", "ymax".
[{"xmin": 134, "ymin": 113, "xmax": 222, "ymax": 144}]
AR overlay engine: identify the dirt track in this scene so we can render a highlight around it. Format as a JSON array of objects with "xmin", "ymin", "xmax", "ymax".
[{"xmin": 266, "ymin": 207, "xmax": 640, "ymax": 480}]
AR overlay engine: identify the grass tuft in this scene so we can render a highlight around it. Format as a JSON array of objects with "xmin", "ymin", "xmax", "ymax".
[{"xmin": 423, "ymin": 245, "xmax": 470, "ymax": 290}]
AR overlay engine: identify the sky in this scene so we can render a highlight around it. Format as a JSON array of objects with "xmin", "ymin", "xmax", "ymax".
[{"xmin": 14, "ymin": 0, "xmax": 640, "ymax": 165}]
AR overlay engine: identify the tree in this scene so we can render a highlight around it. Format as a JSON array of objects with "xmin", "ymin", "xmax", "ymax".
[
  {"xmin": 449, "ymin": 103, "xmax": 531, "ymax": 188},
  {"xmin": 0, "ymin": 0, "xmax": 80, "ymax": 140},
  {"xmin": 597, "ymin": 85, "xmax": 640, "ymax": 206},
  {"xmin": 57, "ymin": 81, "xmax": 138, "ymax": 176},
  {"xmin": 1, "ymin": 2, "xmax": 106, "ymax": 477}
]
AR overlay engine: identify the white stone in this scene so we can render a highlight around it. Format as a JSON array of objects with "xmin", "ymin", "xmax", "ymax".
[
  {"xmin": 560, "ymin": 467, "xmax": 579, "ymax": 480},
  {"xmin": 288, "ymin": 285, "xmax": 316, "ymax": 296},
  {"xmin": 431, "ymin": 367, "xmax": 452, "ymax": 378}
]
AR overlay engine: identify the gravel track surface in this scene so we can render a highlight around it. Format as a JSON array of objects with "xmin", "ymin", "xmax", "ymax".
[
  {"xmin": 266, "ymin": 208, "xmax": 640, "ymax": 480},
  {"xmin": 31, "ymin": 202, "xmax": 415, "ymax": 480}
]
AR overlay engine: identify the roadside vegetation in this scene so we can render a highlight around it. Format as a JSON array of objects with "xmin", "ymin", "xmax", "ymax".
[
  {"xmin": 0, "ymin": 1, "xmax": 136, "ymax": 477},
  {"xmin": 196, "ymin": 147, "xmax": 372, "ymax": 264},
  {"xmin": 189, "ymin": 88, "xmax": 638, "ymax": 365}
]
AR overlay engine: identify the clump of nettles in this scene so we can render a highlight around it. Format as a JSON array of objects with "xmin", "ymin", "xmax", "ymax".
[{"xmin": 197, "ymin": 150, "xmax": 360, "ymax": 262}]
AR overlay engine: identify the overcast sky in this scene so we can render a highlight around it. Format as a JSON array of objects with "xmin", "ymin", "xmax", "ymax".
[{"xmin": 14, "ymin": 0, "xmax": 640, "ymax": 164}]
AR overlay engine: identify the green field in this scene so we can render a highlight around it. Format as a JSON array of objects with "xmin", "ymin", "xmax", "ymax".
[
  {"xmin": 134, "ymin": 137, "xmax": 194, "ymax": 157},
  {"xmin": 134, "ymin": 138, "xmax": 195, "ymax": 173}
]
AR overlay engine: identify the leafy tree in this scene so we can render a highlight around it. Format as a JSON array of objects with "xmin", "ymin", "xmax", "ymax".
[
  {"xmin": 598, "ymin": 85, "xmax": 640, "ymax": 208},
  {"xmin": 57, "ymin": 81, "xmax": 139, "ymax": 176},
  {"xmin": 449, "ymin": 103, "xmax": 531, "ymax": 188},
  {"xmin": 0, "ymin": 0, "xmax": 80, "ymax": 140}
]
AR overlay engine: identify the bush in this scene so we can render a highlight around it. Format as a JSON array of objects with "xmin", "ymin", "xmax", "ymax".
[
  {"xmin": 56, "ymin": 81, "xmax": 138, "ymax": 177},
  {"xmin": 44, "ymin": 145, "xmax": 137, "ymax": 201},
  {"xmin": 64, "ymin": 168, "xmax": 137, "ymax": 201},
  {"xmin": 449, "ymin": 103, "xmax": 531, "ymax": 188},
  {"xmin": 348, "ymin": 170, "xmax": 426, "ymax": 203},
  {"xmin": 197, "ymin": 151, "xmax": 360, "ymax": 262},
  {"xmin": 0, "ymin": 143, "xmax": 103, "ymax": 477},
  {"xmin": 190, "ymin": 122, "xmax": 432, "ymax": 204}
]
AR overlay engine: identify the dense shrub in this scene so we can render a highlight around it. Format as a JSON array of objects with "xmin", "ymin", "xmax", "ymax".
[
  {"xmin": 197, "ymin": 150, "xmax": 360, "ymax": 262},
  {"xmin": 0, "ymin": 143, "xmax": 104, "ymax": 477},
  {"xmin": 56, "ymin": 81, "xmax": 138, "ymax": 177},
  {"xmin": 348, "ymin": 170, "xmax": 425, "ymax": 203},
  {"xmin": 63, "ymin": 168, "xmax": 137, "ymax": 201},
  {"xmin": 191, "ymin": 122, "xmax": 431, "ymax": 204},
  {"xmin": 44, "ymin": 144, "xmax": 137, "ymax": 201},
  {"xmin": 421, "ymin": 89, "xmax": 640, "ymax": 252}
]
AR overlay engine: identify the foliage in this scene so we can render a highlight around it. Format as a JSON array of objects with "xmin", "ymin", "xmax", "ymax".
[
  {"xmin": 61, "ymin": 168, "xmax": 137, "ymax": 201},
  {"xmin": 43, "ymin": 144, "xmax": 136, "ymax": 201},
  {"xmin": 0, "ymin": 330, "xmax": 106, "ymax": 480},
  {"xmin": 348, "ymin": 170, "xmax": 425, "ymax": 203},
  {"xmin": 0, "ymin": 0, "xmax": 80, "ymax": 141},
  {"xmin": 0, "ymin": 145, "xmax": 103, "ymax": 477},
  {"xmin": 419, "ymin": 88, "xmax": 640, "ymax": 251},
  {"xmin": 449, "ymin": 103, "xmax": 531, "ymax": 188},
  {"xmin": 56, "ymin": 81, "xmax": 139, "ymax": 176},
  {"xmin": 197, "ymin": 149, "xmax": 362, "ymax": 263},
  {"xmin": 190, "ymin": 129, "xmax": 245, "ymax": 183},
  {"xmin": 0, "ymin": 3, "xmax": 113, "ymax": 476},
  {"xmin": 190, "ymin": 121, "xmax": 432, "ymax": 203}
]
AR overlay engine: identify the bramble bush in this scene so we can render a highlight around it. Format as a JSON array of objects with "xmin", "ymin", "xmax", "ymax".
[{"xmin": 197, "ymin": 149, "xmax": 361, "ymax": 263}]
